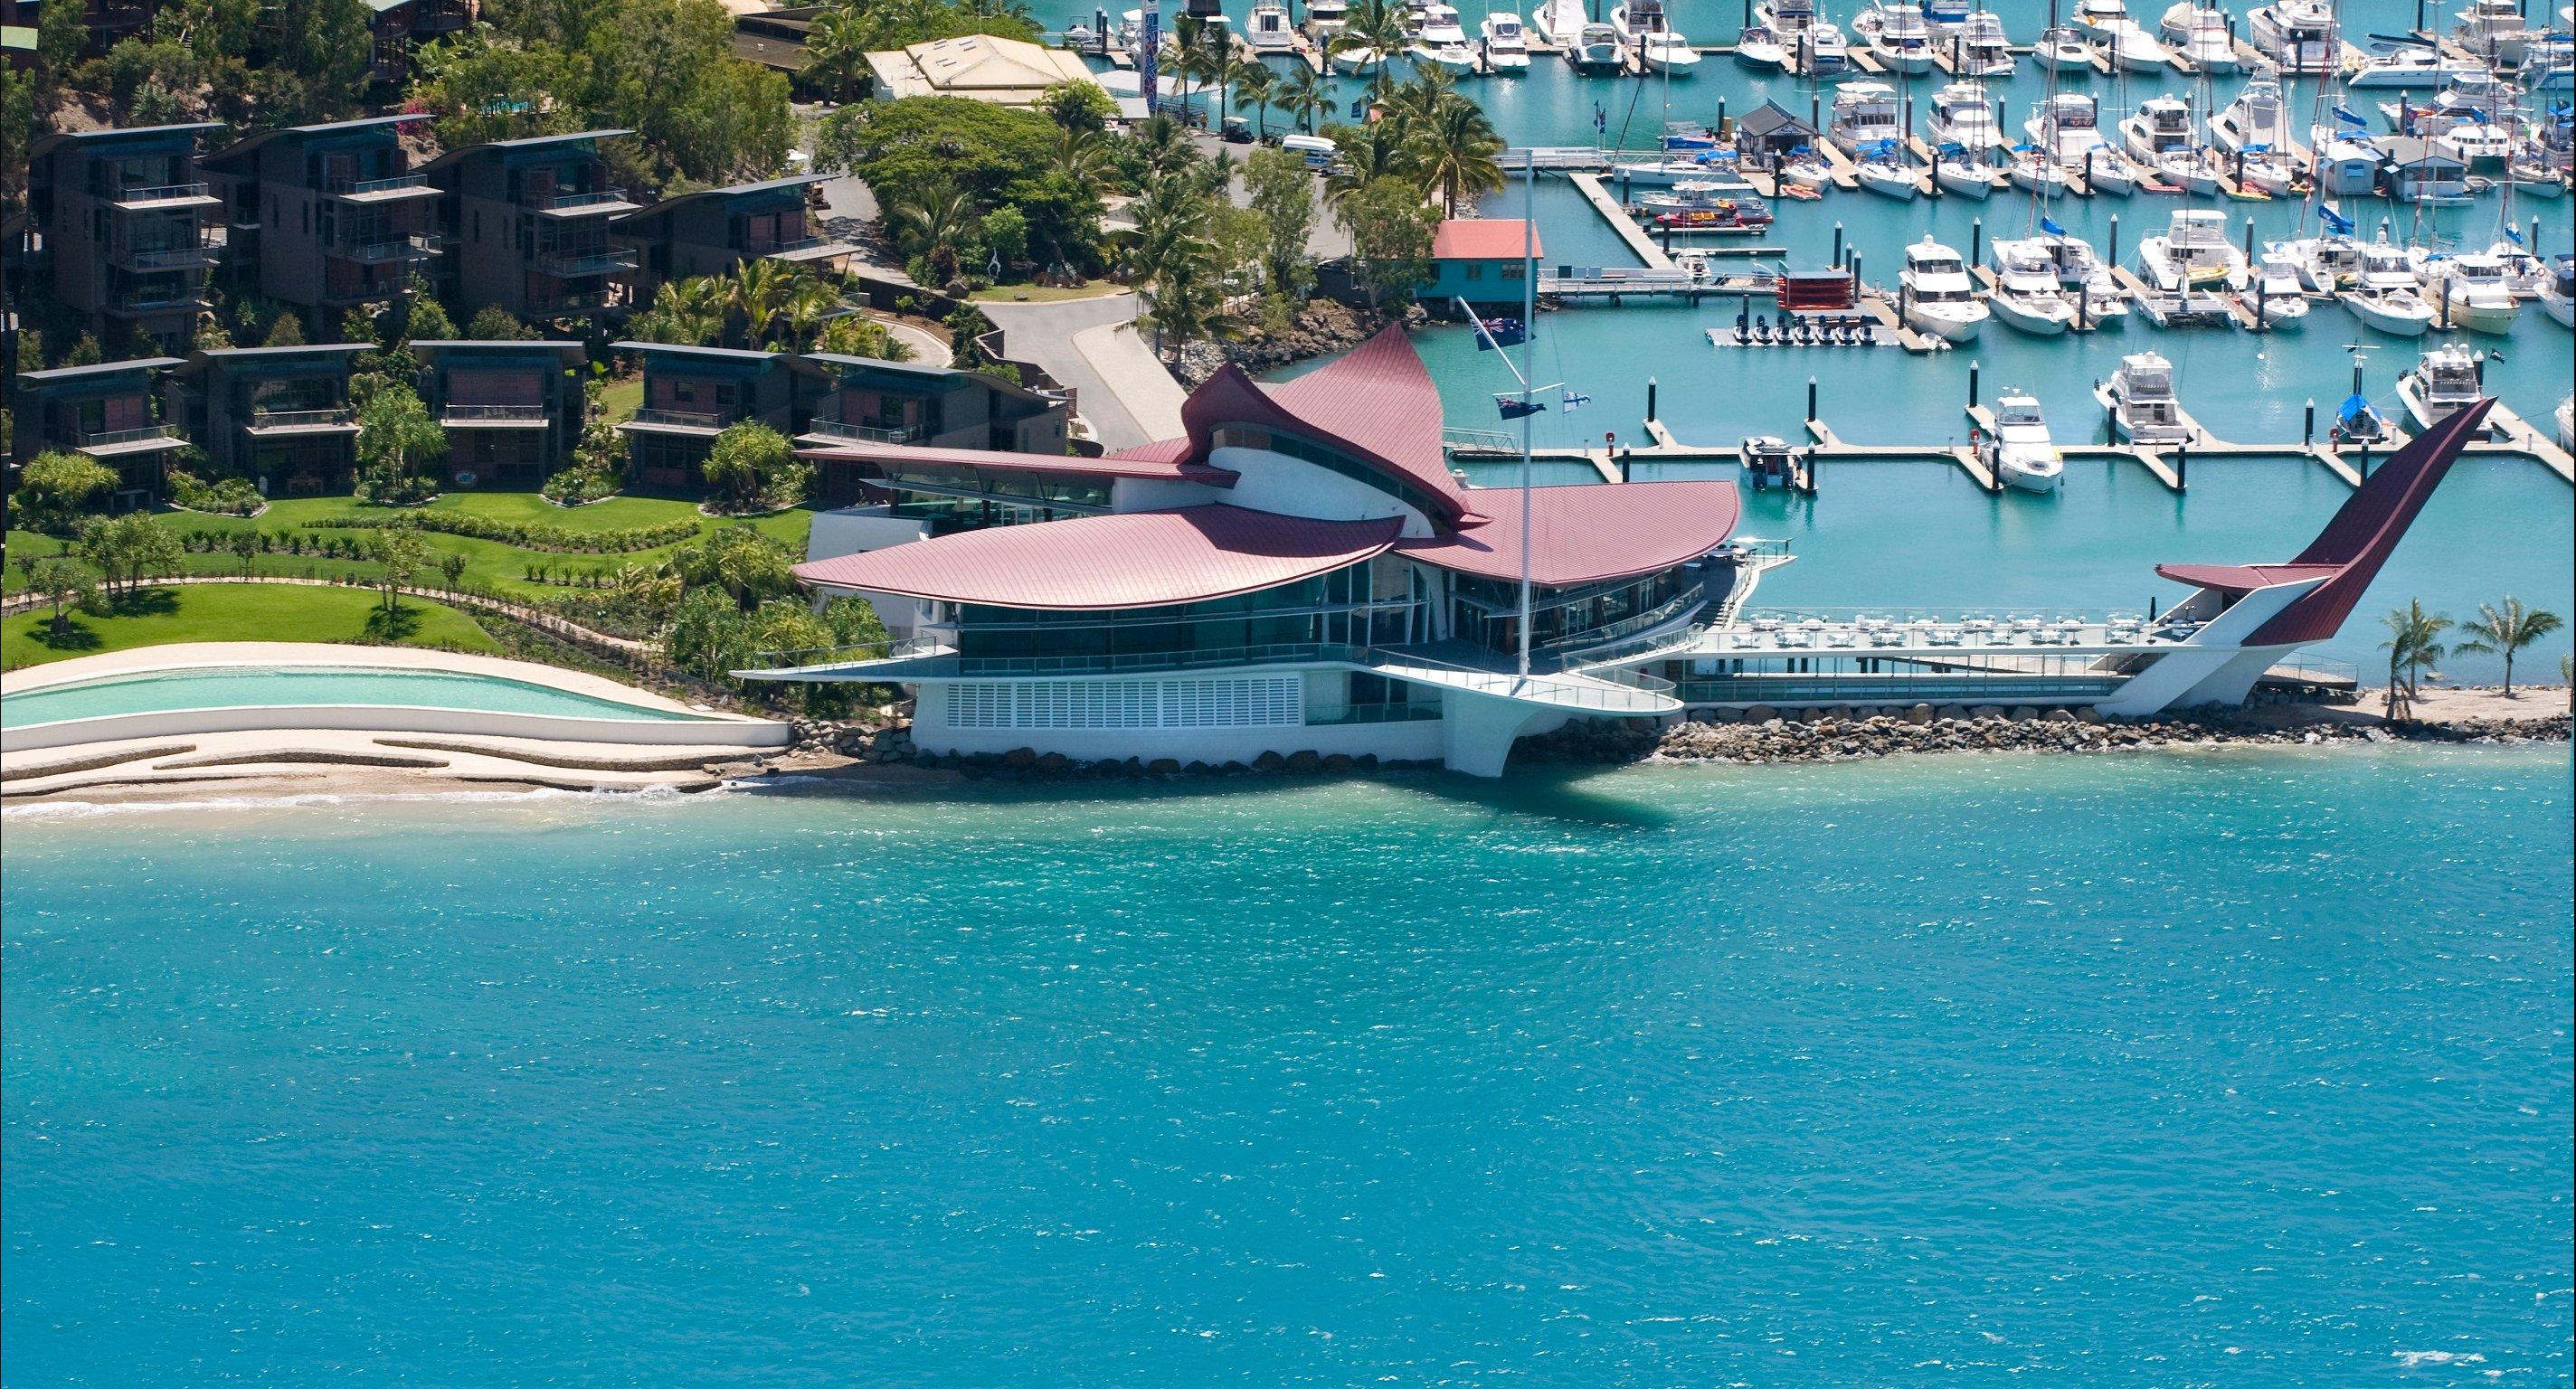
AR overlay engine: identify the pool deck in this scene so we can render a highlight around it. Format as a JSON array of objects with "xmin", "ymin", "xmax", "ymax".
[{"xmin": 1, "ymin": 642, "xmax": 728, "ymax": 711}]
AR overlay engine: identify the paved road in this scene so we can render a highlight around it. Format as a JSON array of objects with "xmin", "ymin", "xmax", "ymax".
[{"xmin": 976, "ymin": 293, "xmax": 1189, "ymax": 452}]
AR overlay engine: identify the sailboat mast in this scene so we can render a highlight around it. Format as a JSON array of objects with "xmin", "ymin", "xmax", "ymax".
[{"xmin": 1517, "ymin": 147, "xmax": 1537, "ymax": 682}]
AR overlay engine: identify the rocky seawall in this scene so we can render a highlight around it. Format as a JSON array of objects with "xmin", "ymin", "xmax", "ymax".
[
  {"xmin": 1170, "ymin": 302, "xmax": 1422, "ymax": 388},
  {"xmin": 775, "ymin": 703, "xmax": 2571, "ymax": 783}
]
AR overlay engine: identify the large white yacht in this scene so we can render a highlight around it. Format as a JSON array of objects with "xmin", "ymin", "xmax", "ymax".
[
  {"xmin": 1610, "ymin": 0, "xmax": 1702, "ymax": 72},
  {"xmin": 2119, "ymin": 94, "xmax": 2201, "ymax": 164},
  {"xmin": 2340, "ymin": 236, "xmax": 2439, "ymax": 335},
  {"xmin": 2137, "ymin": 208, "xmax": 2249, "ymax": 291},
  {"xmin": 2098, "ymin": 352, "xmax": 2195, "ymax": 442},
  {"xmin": 1981, "ymin": 392, "xmax": 2066, "ymax": 492},
  {"xmin": 1992, "ymin": 231, "xmax": 2133, "ymax": 325},
  {"xmin": 2157, "ymin": 2, "xmax": 2240, "ymax": 70},
  {"xmin": 1828, "ymin": 80, "xmax": 1904, "ymax": 153},
  {"xmin": 2105, "ymin": 20, "xmax": 2175, "ymax": 71},
  {"xmin": 1928, "ymin": 81, "xmax": 2007, "ymax": 150},
  {"xmin": 2026, "ymin": 92, "xmax": 2109, "ymax": 165},
  {"xmin": 1482, "ymin": 10, "xmax": 1531, "ymax": 67},
  {"xmin": 1899, "ymin": 235, "xmax": 1991, "ymax": 341},
  {"xmin": 2345, "ymin": 46, "xmax": 2485, "ymax": 87},
  {"xmin": 2247, "ymin": 0, "xmax": 2334, "ymax": 72},
  {"xmin": 2211, "ymin": 67, "xmax": 2292, "ymax": 150},
  {"xmin": 1853, "ymin": 0, "xmax": 1938, "ymax": 71},
  {"xmin": 2452, "ymin": 0, "xmax": 2538, "ymax": 64},
  {"xmin": 1955, "ymin": 9, "xmax": 2017, "ymax": 72},
  {"xmin": 2418, "ymin": 252, "xmax": 2524, "ymax": 333},
  {"xmin": 1986, "ymin": 251, "xmax": 2082, "ymax": 335},
  {"xmin": 2396, "ymin": 342, "xmax": 2491, "ymax": 430},
  {"xmin": 1248, "ymin": 0, "xmax": 1299, "ymax": 49}
]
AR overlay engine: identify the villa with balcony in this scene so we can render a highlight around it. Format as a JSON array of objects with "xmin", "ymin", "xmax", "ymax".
[
  {"xmin": 167, "ymin": 344, "xmax": 369, "ymax": 496},
  {"xmin": 611, "ymin": 174, "xmax": 855, "ymax": 296},
  {"xmin": 425, "ymin": 130, "xmax": 642, "ymax": 323},
  {"xmin": 202, "ymin": 115, "xmax": 441, "ymax": 325},
  {"xmin": 9, "ymin": 355, "xmax": 190, "ymax": 509},
  {"xmin": 28, "ymin": 122, "xmax": 227, "ymax": 351},
  {"xmin": 613, "ymin": 341, "xmax": 823, "ymax": 492},
  {"xmin": 412, "ymin": 339, "xmax": 589, "ymax": 487},
  {"xmin": 743, "ymin": 331, "xmax": 2498, "ymax": 777},
  {"xmin": 800, "ymin": 354, "xmax": 1072, "ymax": 503}
]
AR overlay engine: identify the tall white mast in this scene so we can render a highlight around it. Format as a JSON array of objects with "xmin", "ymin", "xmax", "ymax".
[{"xmin": 1517, "ymin": 146, "xmax": 1537, "ymax": 682}]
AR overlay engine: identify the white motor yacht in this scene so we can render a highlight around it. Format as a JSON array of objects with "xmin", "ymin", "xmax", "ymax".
[
  {"xmin": 1854, "ymin": 0, "xmax": 1939, "ymax": 71},
  {"xmin": 1828, "ymin": 80, "xmax": 1904, "ymax": 154},
  {"xmin": 1929, "ymin": 82, "xmax": 2007, "ymax": 150},
  {"xmin": 2345, "ymin": 47, "xmax": 2484, "ymax": 87},
  {"xmin": 1996, "ymin": 232, "xmax": 2132, "ymax": 323},
  {"xmin": 1760, "ymin": 0, "xmax": 1852, "ymax": 70},
  {"xmin": 1955, "ymin": 9, "xmax": 2018, "ymax": 73},
  {"xmin": 1247, "ymin": 1, "xmax": 1298, "ymax": 49},
  {"xmin": 2137, "ymin": 208, "xmax": 2249, "ymax": 291},
  {"xmin": 2105, "ymin": 21, "xmax": 2175, "ymax": 71},
  {"xmin": 2035, "ymin": 24, "xmax": 2095, "ymax": 69},
  {"xmin": 2248, "ymin": 251, "xmax": 2312, "ymax": 326},
  {"xmin": 2340, "ymin": 237, "xmax": 2439, "ymax": 335},
  {"xmin": 1900, "ymin": 236, "xmax": 1990, "ymax": 340},
  {"xmin": 2008, "ymin": 146, "xmax": 2077, "ymax": 194},
  {"xmin": 2085, "ymin": 146, "xmax": 2144, "ymax": 193},
  {"xmin": 2119, "ymin": 95, "xmax": 2200, "ymax": 165},
  {"xmin": 2418, "ymin": 252, "xmax": 2523, "ymax": 333},
  {"xmin": 2247, "ymin": 0, "xmax": 2334, "ymax": 72},
  {"xmin": 1306, "ymin": 0, "xmax": 1350, "ymax": 38},
  {"xmin": 1613, "ymin": 0, "xmax": 1701, "ymax": 71},
  {"xmin": 2268, "ymin": 230, "xmax": 2363, "ymax": 291},
  {"xmin": 2396, "ymin": 342, "xmax": 2490, "ymax": 430},
  {"xmin": 2557, "ymin": 395, "xmax": 2573, "ymax": 453},
  {"xmin": 2074, "ymin": 0, "xmax": 2133, "ymax": 38},
  {"xmin": 1570, "ymin": 18, "xmax": 1626, "ymax": 65},
  {"xmin": 1987, "ymin": 250, "xmax": 2081, "ymax": 334},
  {"xmin": 1982, "ymin": 392, "xmax": 2066, "ymax": 492},
  {"xmin": 1530, "ymin": 0, "xmax": 1586, "ymax": 43},
  {"xmin": 2100, "ymin": 352, "xmax": 2194, "ymax": 442},
  {"xmin": 1780, "ymin": 151, "xmax": 1837, "ymax": 189},
  {"xmin": 1733, "ymin": 23, "xmax": 1786, "ymax": 67},
  {"xmin": 2452, "ymin": 0, "xmax": 2537, "ymax": 64},
  {"xmin": 2158, "ymin": 2, "xmax": 2240, "ymax": 71},
  {"xmin": 2211, "ymin": 66, "xmax": 2292, "ymax": 151},
  {"xmin": 2542, "ymin": 253, "xmax": 2575, "ymax": 327},
  {"xmin": 1482, "ymin": 10, "xmax": 1532, "ymax": 67},
  {"xmin": 2027, "ymin": 91, "xmax": 2107, "ymax": 165}
]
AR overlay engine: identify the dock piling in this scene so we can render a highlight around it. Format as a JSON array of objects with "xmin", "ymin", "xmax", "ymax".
[
  {"xmin": 1807, "ymin": 374, "xmax": 1819, "ymax": 423},
  {"xmin": 1968, "ymin": 359, "xmax": 1981, "ymax": 409},
  {"xmin": 1970, "ymin": 218, "xmax": 1983, "ymax": 267},
  {"xmin": 2240, "ymin": 216, "xmax": 2255, "ymax": 269},
  {"xmin": 2177, "ymin": 441, "xmax": 2189, "ymax": 490},
  {"xmin": 2304, "ymin": 400, "xmax": 2316, "ymax": 445},
  {"xmin": 1832, "ymin": 222, "xmax": 1845, "ymax": 267},
  {"xmin": 2107, "ymin": 214, "xmax": 2120, "ymax": 268},
  {"xmin": 1647, "ymin": 376, "xmax": 1658, "ymax": 421}
]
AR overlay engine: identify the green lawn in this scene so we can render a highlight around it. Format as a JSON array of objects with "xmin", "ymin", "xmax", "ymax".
[
  {"xmin": 4, "ymin": 583, "xmax": 498, "ymax": 671},
  {"xmin": 596, "ymin": 376, "xmax": 644, "ymax": 421},
  {"xmin": 7, "ymin": 492, "xmax": 815, "ymax": 600},
  {"xmin": 969, "ymin": 280, "xmax": 1126, "ymax": 303}
]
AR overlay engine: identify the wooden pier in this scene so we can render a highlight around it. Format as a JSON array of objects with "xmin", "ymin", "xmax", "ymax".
[{"xmin": 1568, "ymin": 172, "xmax": 1676, "ymax": 269}]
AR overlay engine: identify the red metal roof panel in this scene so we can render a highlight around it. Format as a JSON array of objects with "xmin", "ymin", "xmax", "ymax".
[
  {"xmin": 798, "ymin": 439, "xmax": 1236, "ymax": 484},
  {"xmin": 1396, "ymin": 479, "xmax": 1740, "ymax": 587},
  {"xmin": 1433, "ymin": 219, "xmax": 1545, "ymax": 261}
]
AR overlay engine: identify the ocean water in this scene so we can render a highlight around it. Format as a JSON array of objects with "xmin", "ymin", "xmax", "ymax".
[{"xmin": 5, "ymin": 749, "xmax": 2570, "ymax": 1384}]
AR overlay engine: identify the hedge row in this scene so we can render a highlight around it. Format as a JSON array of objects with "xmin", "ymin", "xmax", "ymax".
[{"xmin": 303, "ymin": 510, "xmax": 705, "ymax": 553}]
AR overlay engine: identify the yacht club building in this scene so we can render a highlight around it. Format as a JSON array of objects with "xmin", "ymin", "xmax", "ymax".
[{"xmin": 743, "ymin": 331, "xmax": 2494, "ymax": 776}]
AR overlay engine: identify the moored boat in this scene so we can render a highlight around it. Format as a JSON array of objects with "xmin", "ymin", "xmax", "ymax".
[
  {"xmin": 1900, "ymin": 235, "xmax": 1990, "ymax": 340},
  {"xmin": 2099, "ymin": 351, "xmax": 2194, "ymax": 442},
  {"xmin": 2395, "ymin": 341, "xmax": 2491, "ymax": 430},
  {"xmin": 1982, "ymin": 392, "xmax": 2067, "ymax": 491}
]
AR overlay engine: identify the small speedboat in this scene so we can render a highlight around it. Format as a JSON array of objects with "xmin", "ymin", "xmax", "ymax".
[
  {"xmin": 1734, "ymin": 23, "xmax": 1787, "ymax": 67},
  {"xmin": 1981, "ymin": 392, "xmax": 2066, "ymax": 492},
  {"xmin": 2246, "ymin": 253, "xmax": 2311, "ymax": 327},
  {"xmin": 2035, "ymin": 24, "xmax": 2096, "ymax": 69}
]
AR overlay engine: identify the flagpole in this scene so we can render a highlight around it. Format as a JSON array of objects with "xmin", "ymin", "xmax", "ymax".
[{"xmin": 1517, "ymin": 146, "xmax": 1536, "ymax": 683}]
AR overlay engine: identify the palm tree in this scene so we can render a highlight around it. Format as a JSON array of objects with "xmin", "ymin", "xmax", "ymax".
[
  {"xmin": 1384, "ymin": 61, "xmax": 1459, "ymax": 128},
  {"xmin": 802, "ymin": 2, "xmax": 873, "ymax": 103},
  {"xmin": 2379, "ymin": 600, "xmax": 2452, "ymax": 720},
  {"xmin": 1125, "ymin": 175, "xmax": 1223, "ymax": 354},
  {"xmin": 781, "ymin": 279, "xmax": 841, "ymax": 353},
  {"xmin": 728, "ymin": 257, "xmax": 798, "ymax": 345},
  {"xmin": 1054, "ymin": 126, "xmax": 1113, "ymax": 187},
  {"xmin": 1341, "ymin": 0, "xmax": 1410, "ymax": 89},
  {"xmin": 639, "ymin": 275, "xmax": 726, "ymax": 346},
  {"xmin": 2449, "ymin": 597, "xmax": 2564, "ymax": 696},
  {"xmin": 1279, "ymin": 64, "xmax": 1331, "ymax": 135},
  {"xmin": 1235, "ymin": 62, "xmax": 1280, "ymax": 140},
  {"xmin": 1324, "ymin": 118, "xmax": 1407, "ymax": 209},
  {"xmin": 1404, "ymin": 94, "xmax": 1505, "ymax": 216},
  {"xmin": 886, "ymin": 184, "xmax": 980, "ymax": 287}
]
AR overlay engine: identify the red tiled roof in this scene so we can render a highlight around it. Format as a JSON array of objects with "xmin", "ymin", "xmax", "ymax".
[
  {"xmin": 1186, "ymin": 325, "xmax": 1487, "ymax": 527},
  {"xmin": 798, "ymin": 439, "xmax": 1235, "ymax": 484},
  {"xmin": 792, "ymin": 506, "xmax": 1403, "ymax": 609},
  {"xmin": 1433, "ymin": 219, "xmax": 1544, "ymax": 261},
  {"xmin": 1396, "ymin": 479, "xmax": 1740, "ymax": 587},
  {"xmin": 2156, "ymin": 400, "xmax": 2494, "ymax": 647}
]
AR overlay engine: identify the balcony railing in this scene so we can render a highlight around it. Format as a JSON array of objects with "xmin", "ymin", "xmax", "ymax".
[
  {"xmin": 529, "ymin": 290, "xmax": 616, "ymax": 314},
  {"xmin": 115, "ymin": 182, "xmax": 212, "ymax": 205},
  {"xmin": 535, "ymin": 245, "xmax": 639, "ymax": 276},
  {"xmin": 109, "ymin": 290, "xmax": 206, "ymax": 314},
  {"xmin": 530, "ymin": 187, "xmax": 631, "ymax": 213},
  {"xmin": 248, "ymin": 406, "xmax": 358, "ymax": 430},
  {"xmin": 750, "ymin": 235, "xmax": 829, "ymax": 255},
  {"xmin": 80, "ymin": 423, "xmax": 178, "ymax": 449},
  {"xmin": 326, "ymin": 172, "xmax": 430, "ymax": 197},
  {"xmin": 334, "ymin": 233, "xmax": 440, "ymax": 265},
  {"xmin": 804, "ymin": 417, "xmax": 923, "ymax": 444},
  {"xmin": 625, "ymin": 407, "xmax": 730, "ymax": 430},
  {"xmin": 440, "ymin": 403, "xmax": 552, "ymax": 424},
  {"xmin": 112, "ymin": 243, "xmax": 220, "ymax": 271}
]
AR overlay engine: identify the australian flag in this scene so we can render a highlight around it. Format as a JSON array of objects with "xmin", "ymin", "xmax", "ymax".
[
  {"xmin": 1497, "ymin": 395, "xmax": 1547, "ymax": 420},
  {"xmin": 1476, "ymin": 317, "xmax": 1529, "ymax": 349},
  {"xmin": 1560, "ymin": 389, "xmax": 1592, "ymax": 411}
]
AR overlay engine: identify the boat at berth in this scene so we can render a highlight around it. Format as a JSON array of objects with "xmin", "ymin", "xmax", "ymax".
[
  {"xmin": 1482, "ymin": 11, "xmax": 1532, "ymax": 68},
  {"xmin": 2100, "ymin": 351, "xmax": 2194, "ymax": 442},
  {"xmin": 1979, "ymin": 392, "xmax": 2066, "ymax": 493}
]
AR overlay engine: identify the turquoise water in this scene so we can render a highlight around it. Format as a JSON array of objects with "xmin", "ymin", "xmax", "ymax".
[
  {"xmin": 1208, "ymin": 0, "xmax": 2575, "ymax": 679},
  {"xmin": 0, "ymin": 665, "xmax": 706, "ymax": 729},
  {"xmin": 4, "ymin": 749, "xmax": 2570, "ymax": 1384}
]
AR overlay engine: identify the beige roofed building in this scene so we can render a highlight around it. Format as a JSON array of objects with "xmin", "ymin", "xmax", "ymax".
[{"xmin": 864, "ymin": 34, "xmax": 1100, "ymax": 106}]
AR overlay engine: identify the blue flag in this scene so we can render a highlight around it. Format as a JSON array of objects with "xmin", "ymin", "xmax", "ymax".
[
  {"xmin": 2334, "ymin": 105, "xmax": 2368, "ymax": 126},
  {"xmin": 1476, "ymin": 317, "xmax": 1528, "ymax": 349},
  {"xmin": 2505, "ymin": 224, "xmax": 2524, "ymax": 242},
  {"xmin": 2320, "ymin": 204, "xmax": 2355, "ymax": 233},
  {"xmin": 1497, "ymin": 396, "xmax": 1546, "ymax": 420},
  {"xmin": 2041, "ymin": 215, "xmax": 2066, "ymax": 236},
  {"xmin": 1560, "ymin": 389, "xmax": 1592, "ymax": 411}
]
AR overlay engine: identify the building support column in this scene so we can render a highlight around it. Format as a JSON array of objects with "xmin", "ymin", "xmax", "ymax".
[{"xmin": 1439, "ymin": 689, "xmax": 1573, "ymax": 778}]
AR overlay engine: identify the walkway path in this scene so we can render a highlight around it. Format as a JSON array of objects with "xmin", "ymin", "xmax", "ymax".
[{"xmin": 977, "ymin": 292, "xmax": 1190, "ymax": 450}]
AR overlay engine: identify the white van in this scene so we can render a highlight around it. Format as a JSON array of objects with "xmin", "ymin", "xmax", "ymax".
[{"xmin": 1281, "ymin": 134, "xmax": 1338, "ymax": 172}]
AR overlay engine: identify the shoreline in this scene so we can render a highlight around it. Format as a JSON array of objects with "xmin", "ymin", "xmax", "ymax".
[{"xmin": 7, "ymin": 689, "xmax": 2566, "ymax": 813}]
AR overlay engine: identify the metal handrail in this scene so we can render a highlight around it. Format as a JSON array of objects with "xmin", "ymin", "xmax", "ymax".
[
  {"xmin": 532, "ymin": 187, "xmax": 630, "ymax": 212},
  {"xmin": 440, "ymin": 403, "xmax": 551, "ymax": 423},
  {"xmin": 337, "ymin": 234, "xmax": 439, "ymax": 263},
  {"xmin": 749, "ymin": 235, "xmax": 829, "ymax": 255},
  {"xmin": 625, "ymin": 407, "xmax": 729, "ymax": 430},
  {"xmin": 537, "ymin": 245, "xmax": 639, "ymax": 275},
  {"xmin": 805, "ymin": 416, "xmax": 923, "ymax": 444},
  {"xmin": 327, "ymin": 172, "xmax": 429, "ymax": 196},
  {"xmin": 114, "ymin": 292, "xmax": 205, "ymax": 312},
  {"xmin": 116, "ymin": 182, "xmax": 210, "ymax": 203},
  {"xmin": 80, "ymin": 423, "xmax": 177, "ymax": 448},
  {"xmin": 248, "ymin": 406, "xmax": 356, "ymax": 429},
  {"xmin": 116, "ymin": 243, "xmax": 218, "ymax": 269}
]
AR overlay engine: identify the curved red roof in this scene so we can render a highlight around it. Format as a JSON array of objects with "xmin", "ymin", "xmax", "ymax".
[
  {"xmin": 799, "ymin": 439, "xmax": 1236, "ymax": 484},
  {"xmin": 2157, "ymin": 399, "xmax": 2494, "ymax": 647},
  {"xmin": 1184, "ymin": 326, "xmax": 1488, "ymax": 528},
  {"xmin": 793, "ymin": 506, "xmax": 1401, "ymax": 609},
  {"xmin": 1396, "ymin": 479, "xmax": 1740, "ymax": 587}
]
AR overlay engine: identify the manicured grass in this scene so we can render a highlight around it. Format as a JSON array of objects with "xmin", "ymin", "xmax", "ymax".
[
  {"xmin": 3, "ymin": 583, "xmax": 498, "ymax": 671},
  {"xmin": 7, "ymin": 493, "xmax": 816, "ymax": 600},
  {"xmin": 970, "ymin": 280, "xmax": 1127, "ymax": 303},
  {"xmin": 596, "ymin": 376, "xmax": 644, "ymax": 422}
]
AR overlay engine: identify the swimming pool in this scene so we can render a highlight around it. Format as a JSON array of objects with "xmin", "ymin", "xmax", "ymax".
[{"xmin": 1, "ymin": 665, "xmax": 709, "ymax": 732}]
